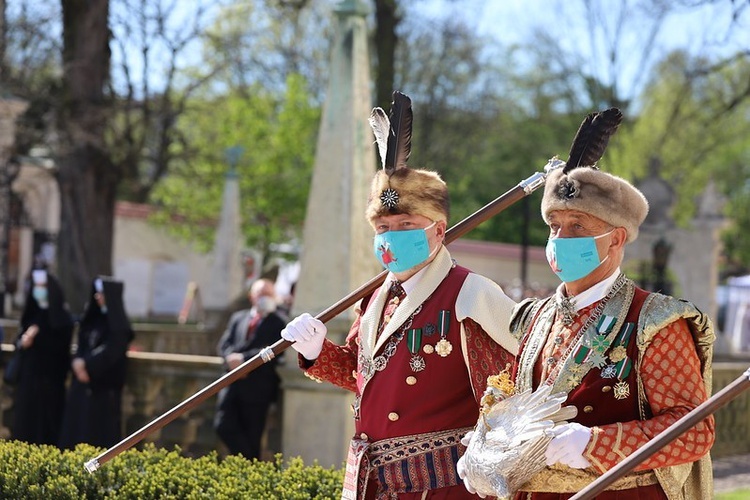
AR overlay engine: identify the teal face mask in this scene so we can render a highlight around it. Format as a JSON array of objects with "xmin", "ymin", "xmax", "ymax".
[
  {"xmin": 373, "ymin": 222, "xmax": 436, "ymax": 273},
  {"xmin": 545, "ymin": 229, "xmax": 613, "ymax": 283},
  {"xmin": 32, "ymin": 286, "xmax": 49, "ymax": 309}
]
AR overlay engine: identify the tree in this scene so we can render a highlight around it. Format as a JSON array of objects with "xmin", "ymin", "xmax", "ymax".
[
  {"xmin": 149, "ymin": 75, "xmax": 320, "ymax": 264},
  {"xmin": 373, "ymin": 0, "xmax": 399, "ymax": 110},
  {"xmin": 609, "ymin": 50, "xmax": 750, "ymax": 270},
  {"xmin": 55, "ymin": 0, "xmax": 115, "ymax": 311},
  {"xmin": 5, "ymin": 0, "xmax": 219, "ymax": 309}
]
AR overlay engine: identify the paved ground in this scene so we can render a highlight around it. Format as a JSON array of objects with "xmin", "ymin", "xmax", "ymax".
[{"xmin": 714, "ymin": 454, "xmax": 750, "ymax": 493}]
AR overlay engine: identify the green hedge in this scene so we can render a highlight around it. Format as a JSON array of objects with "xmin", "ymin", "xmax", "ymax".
[{"xmin": 0, "ymin": 441, "xmax": 344, "ymax": 499}]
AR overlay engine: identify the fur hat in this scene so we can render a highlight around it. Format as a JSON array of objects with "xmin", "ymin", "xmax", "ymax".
[
  {"xmin": 365, "ymin": 91, "xmax": 449, "ymax": 226},
  {"xmin": 541, "ymin": 107, "xmax": 648, "ymax": 243},
  {"xmin": 542, "ymin": 167, "xmax": 649, "ymax": 243}
]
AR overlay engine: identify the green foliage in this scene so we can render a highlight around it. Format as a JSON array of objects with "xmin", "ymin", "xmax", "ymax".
[
  {"xmin": 0, "ymin": 441, "xmax": 343, "ymax": 499},
  {"xmin": 716, "ymin": 490, "xmax": 750, "ymax": 500},
  {"xmin": 149, "ymin": 74, "xmax": 320, "ymax": 256}
]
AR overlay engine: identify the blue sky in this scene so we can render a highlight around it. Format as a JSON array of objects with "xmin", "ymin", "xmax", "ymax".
[{"xmin": 411, "ymin": 0, "xmax": 750, "ymax": 102}]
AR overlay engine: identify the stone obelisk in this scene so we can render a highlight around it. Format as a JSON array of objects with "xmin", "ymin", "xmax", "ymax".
[
  {"xmin": 281, "ymin": 0, "xmax": 379, "ymax": 467},
  {"xmin": 203, "ymin": 158, "xmax": 243, "ymax": 316}
]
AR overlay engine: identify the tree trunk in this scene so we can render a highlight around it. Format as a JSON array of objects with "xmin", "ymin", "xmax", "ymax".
[
  {"xmin": 57, "ymin": 0, "xmax": 115, "ymax": 312},
  {"xmin": 374, "ymin": 0, "xmax": 399, "ymax": 110}
]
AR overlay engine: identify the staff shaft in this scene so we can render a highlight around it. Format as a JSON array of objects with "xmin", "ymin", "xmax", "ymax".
[
  {"xmin": 571, "ymin": 367, "xmax": 750, "ymax": 500},
  {"xmin": 85, "ymin": 166, "xmax": 552, "ymax": 472}
]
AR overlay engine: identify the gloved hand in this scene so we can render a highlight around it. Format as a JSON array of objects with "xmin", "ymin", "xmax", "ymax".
[
  {"xmin": 456, "ymin": 453, "xmax": 486, "ymax": 498},
  {"xmin": 281, "ymin": 313, "xmax": 327, "ymax": 360},
  {"xmin": 545, "ymin": 422, "xmax": 592, "ymax": 469}
]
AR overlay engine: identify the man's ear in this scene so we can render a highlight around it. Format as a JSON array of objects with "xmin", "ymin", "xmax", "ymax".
[
  {"xmin": 436, "ymin": 220, "xmax": 447, "ymax": 241},
  {"xmin": 612, "ymin": 227, "xmax": 628, "ymax": 249}
]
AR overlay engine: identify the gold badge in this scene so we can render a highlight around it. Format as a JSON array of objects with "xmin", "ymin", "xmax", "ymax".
[
  {"xmin": 423, "ymin": 344, "xmax": 434, "ymax": 355},
  {"xmin": 613, "ymin": 380, "xmax": 630, "ymax": 400},
  {"xmin": 609, "ymin": 346, "xmax": 627, "ymax": 363},
  {"xmin": 435, "ymin": 338, "xmax": 453, "ymax": 357}
]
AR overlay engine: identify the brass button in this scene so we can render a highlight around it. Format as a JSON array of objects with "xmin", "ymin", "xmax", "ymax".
[
  {"xmin": 352, "ymin": 370, "xmax": 357, "ymax": 379},
  {"xmin": 583, "ymin": 405, "xmax": 594, "ymax": 413},
  {"xmin": 406, "ymin": 376, "xmax": 417, "ymax": 385},
  {"xmin": 388, "ymin": 412, "xmax": 399, "ymax": 421},
  {"xmin": 360, "ymin": 433, "xmax": 368, "ymax": 440},
  {"xmin": 602, "ymin": 386, "xmax": 612, "ymax": 393},
  {"xmin": 384, "ymin": 315, "xmax": 392, "ymax": 323}
]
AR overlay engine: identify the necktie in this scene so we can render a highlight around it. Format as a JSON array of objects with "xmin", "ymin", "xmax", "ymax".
[
  {"xmin": 379, "ymin": 281, "xmax": 406, "ymax": 333},
  {"xmin": 246, "ymin": 312, "xmax": 261, "ymax": 341}
]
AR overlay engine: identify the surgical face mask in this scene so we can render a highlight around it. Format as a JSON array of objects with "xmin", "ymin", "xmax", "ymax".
[
  {"xmin": 95, "ymin": 293, "xmax": 108, "ymax": 314},
  {"xmin": 255, "ymin": 295, "xmax": 277, "ymax": 315},
  {"xmin": 545, "ymin": 229, "xmax": 614, "ymax": 283},
  {"xmin": 32, "ymin": 286, "xmax": 49, "ymax": 309},
  {"xmin": 373, "ymin": 222, "xmax": 437, "ymax": 274}
]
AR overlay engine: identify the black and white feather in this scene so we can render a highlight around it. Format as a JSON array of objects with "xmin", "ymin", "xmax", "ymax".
[{"xmin": 564, "ymin": 108, "xmax": 623, "ymax": 174}]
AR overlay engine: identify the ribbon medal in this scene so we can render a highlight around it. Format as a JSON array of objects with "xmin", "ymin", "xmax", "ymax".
[
  {"xmin": 407, "ymin": 328, "xmax": 426, "ymax": 372},
  {"xmin": 435, "ymin": 310, "xmax": 453, "ymax": 357},
  {"xmin": 609, "ymin": 323, "xmax": 634, "ymax": 400}
]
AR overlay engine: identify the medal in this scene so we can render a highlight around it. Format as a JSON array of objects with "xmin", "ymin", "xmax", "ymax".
[
  {"xmin": 613, "ymin": 380, "xmax": 630, "ymax": 400},
  {"xmin": 436, "ymin": 338, "xmax": 453, "ymax": 357},
  {"xmin": 609, "ymin": 346, "xmax": 627, "ymax": 363},
  {"xmin": 588, "ymin": 351, "xmax": 608, "ymax": 368},
  {"xmin": 422, "ymin": 344, "xmax": 434, "ymax": 354},
  {"xmin": 436, "ymin": 310, "xmax": 453, "ymax": 357},
  {"xmin": 407, "ymin": 329, "xmax": 425, "ymax": 372},
  {"xmin": 601, "ymin": 364, "xmax": 617, "ymax": 378}
]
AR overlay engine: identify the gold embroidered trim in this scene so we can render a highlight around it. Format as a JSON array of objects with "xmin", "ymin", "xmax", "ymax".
[
  {"xmin": 520, "ymin": 466, "xmax": 659, "ymax": 493},
  {"xmin": 587, "ymin": 427, "xmax": 606, "ymax": 473},
  {"xmin": 613, "ymin": 422, "xmax": 628, "ymax": 460}
]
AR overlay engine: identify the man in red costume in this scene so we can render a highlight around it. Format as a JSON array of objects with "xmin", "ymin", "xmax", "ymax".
[
  {"xmin": 281, "ymin": 92, "xmax": 518, "ymax": 499},
  {"xmin": 462, "ymin": 113, "xmax": 715, "ymax": 499}
]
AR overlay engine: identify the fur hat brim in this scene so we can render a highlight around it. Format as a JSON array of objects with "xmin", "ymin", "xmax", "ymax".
[
  {"xmin": 542, "ymin": 167, "xmax": 648, "ymax": 243},
  {"xmin": 366, "ymin": 168, "xmax": 449, "ymax": 226}
]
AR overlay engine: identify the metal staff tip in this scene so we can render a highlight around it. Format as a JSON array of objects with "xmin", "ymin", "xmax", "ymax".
[{"xmin": 84, "ymin": 458, "xmax": 100, "ymax": 474}]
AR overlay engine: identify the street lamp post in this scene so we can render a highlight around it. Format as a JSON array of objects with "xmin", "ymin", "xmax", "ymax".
[
  {"xmin": 0, "ymin": 157, "xmax": 21, "ymax": 317},
  {"xmin": 652, "ymin": 237, "xmax": 672, "ymax": 295}
]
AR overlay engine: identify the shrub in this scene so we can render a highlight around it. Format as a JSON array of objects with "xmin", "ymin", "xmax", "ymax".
[{"xmin": 0, "ymin": 441, "xmax": 344, "ymax": 499}]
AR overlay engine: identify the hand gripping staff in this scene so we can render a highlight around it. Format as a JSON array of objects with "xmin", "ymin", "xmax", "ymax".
[
  {"xmin": 82, "ymin": 159, "xmax": 560, "ymax": 473},
  {"xmin": 570, "ymin": 366, "xmax": 750, "ymax": 500}
]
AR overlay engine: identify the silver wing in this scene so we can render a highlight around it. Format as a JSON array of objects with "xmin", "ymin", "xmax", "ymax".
[{"xmin": 461, "ymin": 384, "xmax": 577, "ymax": 499}]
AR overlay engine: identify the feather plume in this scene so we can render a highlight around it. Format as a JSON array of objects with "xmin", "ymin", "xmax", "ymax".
[
  {"xmin": 368, "ymin": 107, "xmax": 390, "ymax": 168},
  {"xmin": 564, "ymin": 107, "xmax": 623, "ymax": 173},
  {"xmin": 384, "ymin": 91, "xmax": 413, "ymax": 174}
]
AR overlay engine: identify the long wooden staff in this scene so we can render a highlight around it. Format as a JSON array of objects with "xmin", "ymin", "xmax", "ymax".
[
  {"xmin": 84, "ymin": 159, "xmax": 560, "ymax": 473},
  {"xmin": 571, "ymin": 366, "xmax": 750, "ymax": 500}
]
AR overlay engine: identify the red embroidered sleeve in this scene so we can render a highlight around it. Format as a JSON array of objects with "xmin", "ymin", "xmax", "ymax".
[
  {"xmin": 585, "ymin": 318, "xmax": 715, "ymax": 472},
  {"xmin": 463, "ymin": 318, "xmax": 517, "ymax": 405},
  {"xmin": 299, "ymin": 313, "xmax": 361, "ymax": 393}
]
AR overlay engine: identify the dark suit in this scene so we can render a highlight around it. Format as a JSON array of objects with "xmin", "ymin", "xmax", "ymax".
[{"xmin": 214, "ymin": 307, "xmax": 286, "ymax": 459}]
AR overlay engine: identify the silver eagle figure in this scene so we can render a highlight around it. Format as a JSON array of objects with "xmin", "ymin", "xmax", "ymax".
[{"xmin": 459, "ymin": 373, "xmax": 577, "ymax": 499}]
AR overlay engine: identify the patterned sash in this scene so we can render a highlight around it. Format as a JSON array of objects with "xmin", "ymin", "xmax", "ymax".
[{"xmin": 341, "ymin": 427, "xmax": 471, "ymax": 499}]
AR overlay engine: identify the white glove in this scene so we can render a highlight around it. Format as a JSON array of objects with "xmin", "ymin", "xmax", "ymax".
[
  {"xmin": 545, "ymin": 422, "xmax": 592, "ymax": 469},
  {"xmin": 281, "ymin": 313, "xmax": 327, "ymax": 360}
]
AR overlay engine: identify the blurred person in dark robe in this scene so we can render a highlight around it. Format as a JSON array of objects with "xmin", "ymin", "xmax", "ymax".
[
  {"xmin": 11, "ymin": 269, "xmax": 75, "ymax": 445},
  {"xmin": 59, "ymin": 276, "xmax": 134, "ymax": 449}
]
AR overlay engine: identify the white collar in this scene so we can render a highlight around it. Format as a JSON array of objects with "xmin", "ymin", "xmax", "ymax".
[
  {"xmin": 556, "ymin": 268, "xmax": 622, "ymax": 312},
  {"xmin": 386, "ymin": 262, "xmax": 431, "ymax": 296}
]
